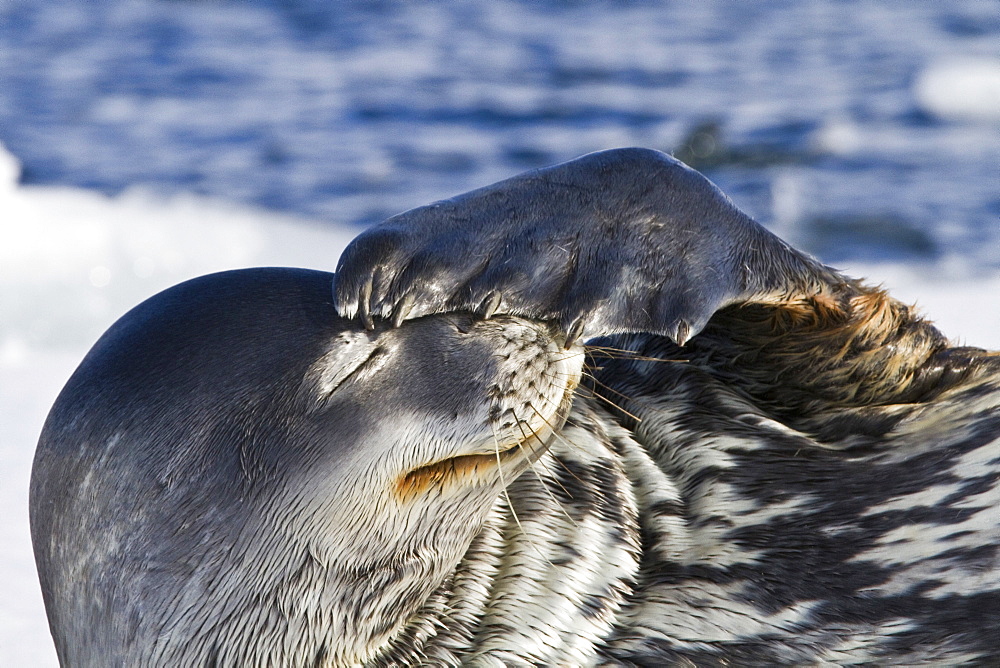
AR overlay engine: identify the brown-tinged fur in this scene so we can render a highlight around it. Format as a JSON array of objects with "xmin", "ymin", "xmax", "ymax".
[
  {"xmin": 395, "ymin": 453, "xmax": 509, "ymax": 501},
  {"xmin": 680, "ymin": 278, "xmax": 996, "ymax": 435}
]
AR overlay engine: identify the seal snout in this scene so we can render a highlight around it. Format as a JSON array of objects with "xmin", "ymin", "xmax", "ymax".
[{"xmin": 393, "ymin": 314, "xmax": 584, "ymax": 501}]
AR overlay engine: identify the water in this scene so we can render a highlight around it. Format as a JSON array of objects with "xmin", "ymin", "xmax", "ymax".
[{"xmin": 1, "ymin": 0, "xmax": 998, "ymax": 265}]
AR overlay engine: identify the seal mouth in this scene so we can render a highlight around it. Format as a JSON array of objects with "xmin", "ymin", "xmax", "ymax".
[
  {"xmin": 393, "ymin": 324, "xmax": 583, "ymax": 502},
  {"xmin": 396, "ymin": 429, "xmax": 552, "ymax": 498},
  {"xmin": 395, "ymin": 426, "xmax": 553, "ymax": 500},
  {"xmin": 394, "ymin": 383, "xmax": 576, "ymax": 502}
]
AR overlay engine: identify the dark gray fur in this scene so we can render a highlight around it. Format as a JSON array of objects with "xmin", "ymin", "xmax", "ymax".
[
  {"xmin": 335, "ymin": 147, "xmax": 839, "ymax": 345},
  {"xmin": 32, "ymin": 148, "xmax": 1000, "ymax": 665}
]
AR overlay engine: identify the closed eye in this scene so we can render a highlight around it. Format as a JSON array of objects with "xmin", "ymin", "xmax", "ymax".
[
  {"xmin": 308, "ymin": 332, "xmax": 385, "ymax": 400},
  {"xmin": 346, "ymin": 345, "xmax": 389, "ymax": 381}
]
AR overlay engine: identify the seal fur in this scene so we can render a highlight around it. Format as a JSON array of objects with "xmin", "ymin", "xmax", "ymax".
[
  {"xmin": 334, "ymin": 148, "xmax": 1000, "ymax": 664},
  {"xmin": 30, "ymin": 268, "xmax": 584, "ymax": 666},
  {"xmin": 32, "ymin": 148, "xmax": 1000, "ymax": 665}
]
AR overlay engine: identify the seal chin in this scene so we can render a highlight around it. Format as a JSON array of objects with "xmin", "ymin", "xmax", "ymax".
[
  {"xmin": 394, "ymin": 352, "xmax": 582, "ymax": 500},
  {"xmin": 395, "ymin": 401, "xmax": 559, "ymax": 499}
]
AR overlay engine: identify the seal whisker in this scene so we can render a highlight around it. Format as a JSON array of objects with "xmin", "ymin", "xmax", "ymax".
[
  {"xmin": 584, "ymin": 344, "xmax": 644, "ymax": 355},
  {"xmin": 578, "ymin": 373, "xmax": 643, "ymax": 422},
  {"xmin": 520, "ymin": 412, "xmax": 594, "ymax": 490},
  {"xmin": 586, "ymin": 344, "xmax": 687, "ymax": 363},
  {"xmin": 519, "ymin": 445, "xmax": 581, "ymax": 533},
  {"xmin": 517, "ymin": 404, "xmax": 581, "ymax": 529},
  {"xmin": 490, "ymin": 420, "xmax": 557, "ymax": 570},
  {"xmin": 531, "ymin": 367, "xmax": 585, "ymax": 387}
]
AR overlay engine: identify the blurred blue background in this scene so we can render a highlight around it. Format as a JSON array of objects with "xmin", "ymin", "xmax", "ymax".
[{"xmin": 1, "ymin": 0, "xmax": 998, "ymax": 268}]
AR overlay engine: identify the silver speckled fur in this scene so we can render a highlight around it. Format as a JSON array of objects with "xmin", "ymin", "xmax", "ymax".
[
  {"xmin": 372, "ymin": 344, "xmax": 1000, "ymax": 665},
  {"xmin": 32, "ymin": 149, "xmax": 1000, "ymax": 666}
]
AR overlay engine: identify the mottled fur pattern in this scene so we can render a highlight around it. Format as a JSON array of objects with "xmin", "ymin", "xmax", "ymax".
[
  {"xmin": 369, "ymin": 286, "xmax": 1000, "ymax": 666},
  {"xmin": 326, "ymin": 149, "xmax": 1000, "ymax": 662},
  {"xmin": 34, "ymin": 148, "xmax": 1000, "ymax": 665},
  {"xmin": 329, "ymin": 149, "xmax": 999, "ymax": 663}
]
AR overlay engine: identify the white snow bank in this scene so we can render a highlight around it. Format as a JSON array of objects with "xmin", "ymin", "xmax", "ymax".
[
  {"xmin": 842, "ymin": 261, "xmax": 1000, "ymax": 350},
  {"xmin": 915, "ymin": 57, "xmax": 1000, "ymax": 122},
  {"xmin": 0, "ymin": 148, "xmax": 356, "ymax": 358}
]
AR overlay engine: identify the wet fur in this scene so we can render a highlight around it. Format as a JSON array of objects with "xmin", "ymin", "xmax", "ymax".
[
  {"xmin": 32, "ymin": 148, "xmax": 1000, "ymax": 665},
  {"xmin": 372, "ymin": 285, "xmax": 1000, "ymax": 665}
]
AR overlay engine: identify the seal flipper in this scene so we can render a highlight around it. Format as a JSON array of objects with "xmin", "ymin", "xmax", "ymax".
[{"xmin": 335, "ymin": 148, "xmax": 840, "ymax": 344}]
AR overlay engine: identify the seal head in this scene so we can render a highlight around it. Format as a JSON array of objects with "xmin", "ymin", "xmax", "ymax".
[{"xmin": 30, "ymin": 268, "xmax": 583, "ymax": 666}]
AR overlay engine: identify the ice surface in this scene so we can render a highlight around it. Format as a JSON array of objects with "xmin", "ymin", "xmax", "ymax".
[
  {"xmin": 915, "ymin": 58, "xmax": 1000, "ymax": 122},
  {"xmin": 2, "ymin": 143, "xmax": 998, "ymax": 664}
]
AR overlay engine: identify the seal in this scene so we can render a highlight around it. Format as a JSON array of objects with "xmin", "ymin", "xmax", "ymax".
[
  {"xmin": 32, "ymin": 148, "xmax": 1000, "ymax": 665},
  {"xmin": 30, "ymin": 268, "xmax": 584, "ymax": 666}
]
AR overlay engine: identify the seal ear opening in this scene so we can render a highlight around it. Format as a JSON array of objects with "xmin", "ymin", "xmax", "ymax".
[{"xmin": 334, "ymin": 147, "xmax": 841, "ymax": 345}]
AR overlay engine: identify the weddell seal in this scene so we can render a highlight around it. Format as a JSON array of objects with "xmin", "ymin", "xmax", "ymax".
[{"xmin": 31, "ymin": 149, "xmax": 1000, "ymax": 665}]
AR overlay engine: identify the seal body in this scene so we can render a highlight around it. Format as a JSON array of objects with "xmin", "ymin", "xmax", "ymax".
[
  {"xmin": 369, "ymin": 287, "xmax": 1000, "ymax": 665},
  {"xmin": 332, "ymin": 148, "xmax": 1000, "ymax": 664},
  {"xmin": 32, "ymin": 149, "xmax": 1000, "ymax": 665}
]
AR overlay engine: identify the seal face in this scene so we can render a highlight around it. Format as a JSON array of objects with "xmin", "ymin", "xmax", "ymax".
[
  {"xmin": 30, "ymin": 268, "xmax": 583, "ymax": 666},
  {"xmin": 32, "ymin": 149, "xmax": 1000, "ymax": 665}
]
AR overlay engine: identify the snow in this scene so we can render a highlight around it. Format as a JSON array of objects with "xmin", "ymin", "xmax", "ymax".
[{"xmin": 915, "ymin": 58, "xmax": 1000, "ymax": 123}]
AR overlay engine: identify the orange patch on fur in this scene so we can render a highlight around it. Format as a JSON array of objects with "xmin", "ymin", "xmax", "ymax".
[
  {"xmin": 704, "ymin": 281, "xmax": 959, "ymax": 417},
  {"xmin": 394, "ymin": 450, "xmax": 515, "ymax": 501}
]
